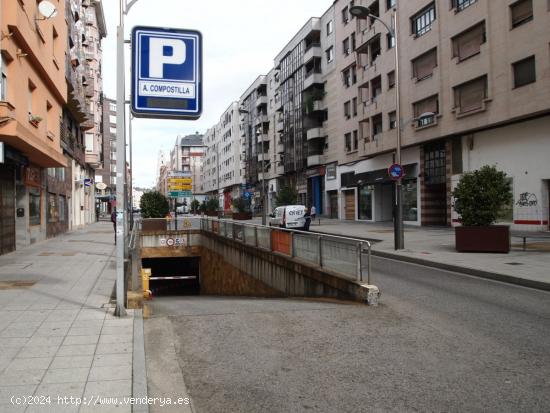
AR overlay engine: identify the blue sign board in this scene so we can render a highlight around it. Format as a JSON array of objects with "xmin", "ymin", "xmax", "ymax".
[
  {"xmin": 131, "ymin": 26, "xmax": 202, "ymax": 120},
  {"xmin": 84, "ymin": 178, "xmax": 93, "ymax": 187},
  {"xmin": 388, "ymin": 164, "xmax": 404, "ymax": 180}
]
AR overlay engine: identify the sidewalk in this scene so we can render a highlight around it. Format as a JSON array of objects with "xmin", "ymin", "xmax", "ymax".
[
  {"xmin": 309, "ymin": 218, "xmax": 550, "ymax": 289},
  {"xmin": 0, "ymin": 222, "xmax": 136, "ymax": 412}
]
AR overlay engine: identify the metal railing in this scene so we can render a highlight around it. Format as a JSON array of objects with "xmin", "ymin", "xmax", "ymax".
[{"xmin": 201, "ymin": 218, "xmax": 372, "ymax": 284}]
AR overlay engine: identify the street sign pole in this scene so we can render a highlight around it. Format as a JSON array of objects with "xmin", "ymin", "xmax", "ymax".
[{"xmin": 115, "ymin": 0, "xmax": 127, "ymax": 317}]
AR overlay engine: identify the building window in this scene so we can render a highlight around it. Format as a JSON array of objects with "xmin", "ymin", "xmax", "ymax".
[
  {"xmin": 345, "ymin": 132, "xmax": 352, "ymax": 152},
  {"xmin": 371, "ymin": 76, "xmax": 382, "ymax": 100},
  {"xmin": 59, "ymin": 195, "xmax": 66, "ymax": 222},
  {"xmin": 344, "ymin": 101, "xmax": 351, "ymax": 119},
  {"xmin": 413, "ymin": 95, "xmax": 438, "ymax": 126},
  {"xmin": 452, "ymin": 0, "xmax": 477, "ymax": 11},
  {"xmin": 411, "ymin": 3, "xmax": 436, "ymax": 37},
  {"xmin": 47, "ymin": 193, "xmax": 58, "ymax": 223},
  {"xmin": 403, "ymin": 180, "xmax": 418, "ymax": 221},
  {"xmin": 388, "ymin": 71, "xmax": 395, "ymax": 89},
  {"xmin": 372, "ymin": 114, "xmax": 383, "ymax": 136},
  {"xmin": 342, "ymin": 67, "xmax": 352, "ymax": 87},
  {"xmin": 510, "ymin": 0, "xmax": 533, "ymax": 28},
  {"xmin": 85, "ymin": 133, "xmax": 94, "ymax": 152},
  {"xmin": 358, "ymin": 185, "xmax": 374, "ymax": 220},
  {"xmin": 327, "ymin": 20, "xmax": 333, "ymax": 35},
  {"xmin": 453, "ymin": 75, "xmax": 487, "ymax": 114},
  {"xmin": 389, "ymin": 111, "xmax": 397, "ymax": 129},
  {"xmin": 387, "ymin": 0, "xmax": 396, "ymax": 10},
  {"xmin": 29, "ymin": 188, "xmax": 41, "ymax": 226},
  {"xmin": 342, "ymin": 6, "xmax": 349, "ymax": 24},
  {"xmin": 353, "ymin": 130, "xmax": 358, "ymax": 150},
  {"xmin": 109, "ymin": 102, "xmax": 117, "ymax": 112},
  {"xmin": 326, "ymin": 46, "xmax": 334, "ymax": 63},
  {"xmin": 326, "ymin": 163, "xmax": 337, "ymax": 180},
  {"xmin": 343, "ymin": 38, "xmax": 350, "ymax": 56},
  {"xmin": 109, "ymin": 115, "xmax": 116, "ymax": 124},
  {"xmin": 109, "ymin": 127, "xmax": 116, "ymax": 134},
  {"xmin": 452, "ymin": 22, "xmax": 485, "ymax": 62},
  {"xmin": 412, "ymin": 48, "xmax": 437, "ymax": 81},
  {"xmin": 352, "ymin": 97, "xmax": 358, "ymax": 117},
  {"xmin": 351, "ymin": 32, "xmax": 356, "ymax": 51},
  {"xmin": 0, "ymin": 56, "xmax": 7, "ymax": 101},
  {"xmin": 513, "ymin": 55, "xmax": 536, "ymax": 88},
  {"xmin": 387, "ymin": 33, "xmax": 395, "ymax": 49},
  {"xmin": 424, "ymin": 144, "xmax": 446, "ymax": 185}
]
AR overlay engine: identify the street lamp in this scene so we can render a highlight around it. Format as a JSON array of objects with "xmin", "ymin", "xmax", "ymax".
[{"xmin": 349, "ymin": 4, "xmax": 405, "ymax": 250}]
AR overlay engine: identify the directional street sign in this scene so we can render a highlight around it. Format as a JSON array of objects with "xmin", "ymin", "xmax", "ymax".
[
  {"xmin": 169, "ymin": 191, "xmax": 192, "ymax": 198},
  {"xmin": 168, "ymin": 178, "xmax": 192, "ymax": 184},
  {"xmin": 131, "ymin": 26, "xmax": 202, "ymax": 120}
]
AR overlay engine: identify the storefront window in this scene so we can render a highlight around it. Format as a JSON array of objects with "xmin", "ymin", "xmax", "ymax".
[
  {"xmin": 403, "ymin": 179, "xmax": 418, "ymax": 221},
  {"xmin": 59, "ymin": 195, "xmax": 66, "ymax": 222},
  {"xmin": 358, "ymin": 185, "xmax": 373, "ymax": 220},
  {"xmin": 48, "ymin": 193, "xmax": 58, "ymax": 223},
  {"xmin": 29, "ymin": 188, "xmax": 41, "ymax": 226}
]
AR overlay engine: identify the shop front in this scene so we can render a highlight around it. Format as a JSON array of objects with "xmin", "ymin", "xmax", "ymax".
[{"xmin": 307, "ymin": 166, "xmax": 325, "ymax": 214}]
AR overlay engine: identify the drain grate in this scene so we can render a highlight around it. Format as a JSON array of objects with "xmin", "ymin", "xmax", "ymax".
[
  {"xmin": 0, "ymin": 281, "xmax": 37, "ymax": 289},
  {"xmin": 505, "ymin": 262, "xmax": 524, "ymax": 266}
]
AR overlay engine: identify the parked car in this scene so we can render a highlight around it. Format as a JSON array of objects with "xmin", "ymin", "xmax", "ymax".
[{"xmin": 268, "ymin": 205, "xmax": 309, "ymax": 230}]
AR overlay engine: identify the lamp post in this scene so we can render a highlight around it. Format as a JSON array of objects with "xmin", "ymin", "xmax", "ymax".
[{"xmin": 350, "ymin": 4, "xmax": 404, "ymax": 250}]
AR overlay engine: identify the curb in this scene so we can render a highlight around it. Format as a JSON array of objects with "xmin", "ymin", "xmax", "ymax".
[
  {"xmin": 371, "ymin": 250, "xmax": 550, "ymax": 292},
  {"xmin": 133, "ymin": 309, "xmax": 149, "ymax": 413}
]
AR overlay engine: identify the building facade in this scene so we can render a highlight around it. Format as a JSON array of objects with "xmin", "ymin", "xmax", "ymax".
[
  {"xmin": 168, "ymin": 133, "xmax": 206, "ymax": 206},
  {"xmin": 95, "ymin": 96, "xmax": 116, "ymax": 214}
]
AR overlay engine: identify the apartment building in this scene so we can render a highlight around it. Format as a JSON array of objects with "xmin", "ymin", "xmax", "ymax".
[
  {"xmin": 0, "ymin": 0, "xmax": 68, "ymax": 253},
  {"xmin": 168, "ymin": 133, "xmax": 206, "ymax": 205},
  {"xmin": 95, "ymin": 96, "xmax": 116, "ymax": 214},
  {"xmin": 240, "ymin": 75, "xmax": 271, "ymax": 211},
  {"xmin": 202, "ymin": 102, "xmax": 243, "ymax": 211},
  {"xmin": 326, "ymin": 0, "xmax": 550, "ymax": 231}
]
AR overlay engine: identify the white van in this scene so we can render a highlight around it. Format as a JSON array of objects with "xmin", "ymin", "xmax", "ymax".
[{"xmin": 268, "ymin": 205, "xmax": 308, "ymax": 230}]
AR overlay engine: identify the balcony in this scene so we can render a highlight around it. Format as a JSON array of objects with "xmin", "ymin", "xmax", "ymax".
[
  {"xmin": 257, "ymin": 133, "xmax": 270, "ymax": 143},
  {"xmin": 304, "ymin": 72, "xmax": 323, "ymax": 90},
  {"xmin": 254, "ymin": 114, "xmax": 268, "ymax": 126},
  {"xmin": 304, "ymin": 44, "xmax": 322, "ymax": 64},
  {"xmin": 276, "ymin": 141, "xmax": 284, "ymax": 154},
  {"xmin": 307, "ymin": 155, "xmax": 323, "ymax": 167},
  {"xmin": 276, "ymin": 163, "xmax": 285, "ymax": 175},
  {"xmin": 276, "ymin": 117, "xmax": 284, "ymax": 132},
  {"xmin": 258, "ymin": 153, "xmax": 269, "ymax": 162},
  {"xmin": 306, "ymin": 127, "xmax": 326, "ymax": 141},
  {"xmin": 255, "ymin": 96, "xmax": 268, "ymax": 108}
]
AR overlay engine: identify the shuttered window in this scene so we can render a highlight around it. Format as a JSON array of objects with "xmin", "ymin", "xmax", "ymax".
[
  {"xmin": 510, "ymin": 0, "xmax": 533, "ymax": 28},
  {"xmin": 412, "ymin": 48, "xmax": 437, "ymax": 81},
  {"xmin": 413, "ymin": 95, "xmax": 438, "ymax": 126},
  {"xmin": 454, "ymin": 76, "xmax": 487, "ymax": 114},
  {"xmin": 513, "ymin": 55, "xmax": 536, "ymax": 88},
  {"xmin": 452, "ymin": 22, "xmax": 485, "ymax": 61}
]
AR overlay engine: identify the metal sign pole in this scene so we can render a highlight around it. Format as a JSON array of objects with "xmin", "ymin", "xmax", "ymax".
[{"xmin": 115, "ymin": 0, "xmax": 127, "ymax": 317}]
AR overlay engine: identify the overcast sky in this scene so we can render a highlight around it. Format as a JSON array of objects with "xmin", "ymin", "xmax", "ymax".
[{"xmin": 101, "ymin": 0, "xmax": 334, "ymax": 188}]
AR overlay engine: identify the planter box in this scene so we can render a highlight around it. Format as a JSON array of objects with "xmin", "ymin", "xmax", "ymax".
[
  {"xmin": 141, "ymin": 219, "xmax": 167, "ymax": 232},
  {"xmin": 455, "ymin": 225, "xmax": 510, "ymax": 253},
  {"xmin": 233, "ymin": 212, "xmax": 252, "ymax": 220}
]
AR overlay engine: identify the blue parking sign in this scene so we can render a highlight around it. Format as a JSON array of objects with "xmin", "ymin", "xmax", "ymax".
[{"xmin": 131, "ymin": 26, "xmax": 202, "ymax": 120}]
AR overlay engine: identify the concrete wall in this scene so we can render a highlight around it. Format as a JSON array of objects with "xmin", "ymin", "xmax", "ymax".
[{"xmin": 199, "ymin": 232, "xmax": 371, "ymax": 302}]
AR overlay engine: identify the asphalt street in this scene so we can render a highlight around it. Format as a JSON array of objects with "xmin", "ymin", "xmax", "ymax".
[{"xmin": 145, "ymin": 257, "xmax": 550, "ymax": 413}]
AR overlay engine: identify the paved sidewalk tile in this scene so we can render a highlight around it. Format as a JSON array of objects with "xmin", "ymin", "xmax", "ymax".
[
  {"xmin": 88, "ymin": 365, "xmax": 132, "ymax": 382},
  {"xmin": 42, "ymin": 368, "xmax": 89, "ymax": 384},
  {"xmin": 50, "ymin": 356, "xmax": 93, "ymax": 369},
  {"xmin": 5, "ymin": 357, "xmax": 53, "ymax": 371},
  {"xmin": 84, "ymin": 379, "xmax": 132, "ymax": 397},
  {"xmin": 0, "ymin": 384, "xmax": 37, "ymax": 404},
  {"xmin": 98, "ymin": 334, "xmax": 133, "ymax": 345},
  {"xmin": 18, "ymin": 346, "xmax": 60, "ymax": 359},
  {"xmin": 56, "ymin": 344, "xmax": 96, "ymax": 357},
  {"xmin": 62, "ymin": 335, "xmax": 99, "ymax": 346},
  {"xmin": 95, "ymin": 342, "xmax": 132, "ymax": 355},
  {"xmin": 34, "ymin": 381, "xmax": 86, "ymax": 398},
  {"xmin": 0, "ymin": 369, "xmax": 45, "ymax": 386},
  {"xmin": 92, "ymin": 353, "xmax": 132, "ymax": 367}
]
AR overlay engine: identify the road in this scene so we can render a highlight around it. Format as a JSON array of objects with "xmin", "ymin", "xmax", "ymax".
[{"xmin": 144, "ymin": 257, "xmax": 550, "ymax": 413}]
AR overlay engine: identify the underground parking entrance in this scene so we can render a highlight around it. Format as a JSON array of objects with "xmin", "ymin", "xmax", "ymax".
[{"xmin": 141, "ymin": 257, "xmax": 200, "ymax": 296}]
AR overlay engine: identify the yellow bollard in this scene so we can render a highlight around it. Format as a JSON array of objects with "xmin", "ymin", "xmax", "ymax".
[{"xmin": 141, "ymin": 268, "xmax": 152, "ymax": 300}]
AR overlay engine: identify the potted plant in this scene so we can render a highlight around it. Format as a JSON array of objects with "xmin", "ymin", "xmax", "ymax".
[
  {"xmin": 139, "ymin": 191, "xmax": 170, "ymax": 231},
  {"xmin": 204, "ymin": 198, "xmax": 220, "ymax": 217},
  {"xmin": 28, "ymin": 113, "xmax": 43, "ymax": 127},
  {"xmin": 452, "ymin": 165, "xmax": 513, "ymax": 253},
  {"xmin": 232, "ymin": 196, "xmax": 252, "ymax": 220},
  {"xmin": 190, "ymin": 199, "xmax": 200, "ymax": 215}
]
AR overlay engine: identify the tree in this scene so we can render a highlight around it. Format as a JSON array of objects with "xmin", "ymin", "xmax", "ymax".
[
  {"xmin": 452, "ymin": 165, "xmax": 513, "ymax": 226},
  {"xmin": 190, "ymin": 199, "xmax": 200, "ymax": 214},
  {"xmin": 140, "ymin": 191, "xmax": 170, "ymax": 218},
  {"xmin": 275, "ymin": 186, "xmax": 298, "ymax": 207},
  {"xmin": 205, "ymin": 198, "xmax": 219, "ymax": 212},
  {"xmin": 232, "ymin": 196, "xmax": 250, "ymax": 213}
]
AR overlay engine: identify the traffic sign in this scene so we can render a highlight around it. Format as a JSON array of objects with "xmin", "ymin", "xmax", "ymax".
[
  {"xmin": 388, "ymin": 163, "xmax": 404, "ymax": 180},
  {"xmin": 168, "ymin": 178, "xmax": 192, "ymax": 184},
  {"xmin": 168, "ymin": 191, "xmax": 192, "ymax": 198},
  {"xmin": 169, "ymin": 171, "xmax": 192, "ymax": 178},
  {"xmin": 168, "ymin": 185, "xmax": 192, "ymax": 191},
  {"xmin": 131, "ymin": 26, "xmax": 202, "ymax": 120},
  {"xmin": 84, "ymin": 178, "xmax": 93, "ymax": 187}
]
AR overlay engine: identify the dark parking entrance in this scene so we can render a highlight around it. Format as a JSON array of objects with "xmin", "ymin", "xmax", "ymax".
[{"xmin": 142, "ymin": 257, "xmax": 200, "ymax": 296}]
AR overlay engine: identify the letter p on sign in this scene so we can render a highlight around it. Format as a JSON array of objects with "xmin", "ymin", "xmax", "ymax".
[{"xmin": 149, "ymin": 37, "xmax": 186, "ymax": 78}]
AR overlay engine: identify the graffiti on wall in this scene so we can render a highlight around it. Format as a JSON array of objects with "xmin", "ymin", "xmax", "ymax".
[{"xmin": 516, "ymin": 192, "xmax": 538, "ymax": 207}]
